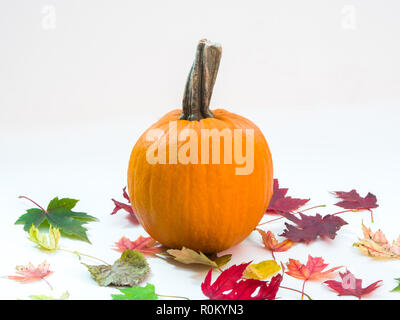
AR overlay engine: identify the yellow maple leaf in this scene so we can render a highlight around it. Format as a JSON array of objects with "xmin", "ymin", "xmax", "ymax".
[
  {"xmin": 243, "ymin": 260, "xmax": 281, "ymax": 280},
  {"xmin": 28, "ymin": 225, "xmax": 60, "ymax": 251},
  {"xmin": 167, "ymin": 247, "xmax": 231, "ymax": 268}
]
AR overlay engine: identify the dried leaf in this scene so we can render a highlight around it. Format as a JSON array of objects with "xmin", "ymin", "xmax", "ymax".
[
  {"xmin": 114, "ymin": 236, "xmax": 164, "ymax": 256},
  {"xmin": 111, "ymin": 283, "xmax": 158, "ymax": 300},
  {"xmin": 266, "ymin": 179, "xmax": 309, "ymax": 215},
  {"xmin": 167, "ymin": 247, "xmax": 231, "ymax": 268},
  {"xmin": 201, "ymin": 263, "xmax": 282, "ymax": 300},
  {"xmin": 324, "ymin": 270, "xmax": 382, "ymax": 299},
  {"xmin": 257, "ymin": 229, "xmax": 293, "ymax": 253},
  {"xmin": 280, "ymin": 212, "xmax": 347, "ymax": 243},
  {"xmin": 8, "ymin": 261, "xmax": 53, "ymax": 284},
  {"xmin": 353, "ymin": 222, "xmax": 400, "ymax": 259},
  {"xmin": 243, "ymin": 260, "xmax": 281, "ymax": 280},
  {"xmin": 28, "ymin": 225, "xmax": 60, "ymax": 251},
  {"xmin": 84, "ymin": 249, "xmax": 149, "ymax": 287}
]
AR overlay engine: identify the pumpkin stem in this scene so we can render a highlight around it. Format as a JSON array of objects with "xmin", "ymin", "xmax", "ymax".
[{"xmin": 180, "ymin": 39, "xmax": 222, "ymax": 121}]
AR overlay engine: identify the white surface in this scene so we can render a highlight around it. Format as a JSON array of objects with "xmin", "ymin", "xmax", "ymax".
[{"xmin": 1, "ymin": 1, "xmax": 400, "ymax": 300}]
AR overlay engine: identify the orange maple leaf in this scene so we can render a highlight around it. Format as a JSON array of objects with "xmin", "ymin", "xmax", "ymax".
[
  {"xmin": 8, "ymin": 261, "xmax": 53, "ymax": 288},
  {"xmin": 114, "ymin": 236, "xmax": 165, "ymax": 256},
  {"xmin": 256, "ymin": 229, "xmax": 293, "ymax": 259},
  {"xmin": 286, "ymin": 255, "xmax": 342, "ymax": 299}
]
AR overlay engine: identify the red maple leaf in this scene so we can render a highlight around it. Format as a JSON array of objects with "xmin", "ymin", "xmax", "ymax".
[
  {"xmin": 280, "ymin": 212, "xmax": 347, "ymax": 243},
  {"xmin": 324, "ymin": 270, "xmax": 382, "ymax": 299},
  {"xmin": 201, "ymin": 263, "xmax": 282, "ymax": 300},
  {"xmin": 286, "ymin": 255, "xmax": 342, "ymax": 299},
  {"xmin": 111, "ymin": 187, "xmax": 139, "ymax": 224},
  {"xmin": 114, "ymin": 236, "xmax": 164, "ymax": 256},
  {"xmin": 266, "ymin": 179, "xmax": 309, "ymax": 215},
  {"xmin": 256, "ymin": 229, "xmax": 293, "ymax": 259},
  {"xmin": 8, "ymin": 261, "xmax": 53, "ymax": 289}
]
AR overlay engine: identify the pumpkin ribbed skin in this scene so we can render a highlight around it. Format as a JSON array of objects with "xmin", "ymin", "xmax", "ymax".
[{"xmin": 127, "ymin": 109, "xmax": 273, "ymax": 253}]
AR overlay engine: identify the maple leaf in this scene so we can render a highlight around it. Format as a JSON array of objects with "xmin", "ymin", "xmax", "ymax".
[
  {"xmin": 332, "ymin": 189, "xmax": 378, "ymax": 221},
  {"xmin": 392, "ymin": 279, "xmax": 400, "ymax": 292},
  {"xmin": 280, "ymin": 212, "xmax": 347, "ymax": 243},
  {"xmin": 28, "ymin": 225, "xmax": 60, "ymax": 251},
  {"xmin": 324, "ymin": 270, "xmax": 382, "ymax": 299},
  {"xmin": 84, "ymin": 249, "xmax": 149, "ymax": 287},
  {"xmin": 353, "ymin": 222, "xmax": 400, "ymax": 259},
  {"xmin": 16, "ymin": 196, "xmax": 98, "ymax": 243},
  {"xmin": 111, "ymin": 283, "xmax": 158, "ymax": 300},
  {"xmin": 114, "ymin": 236, "xmax": 165, "ymax": 256},
  {"xmin": 266, "ymin": 179, "xmax": 309, "ymax": 215},
  {"xmin": 111, "ymin": 187, "xmax": 139, "ymax": 224},
  {"xmin": 167, "ymin": 247, "xmax": 231, "ymax": 268},
  {"xmin": 243, "ymin": 260, "xmax": 281, "ymax": 280},
  {"xmin": 29, "ymin": 291, "xmax": 69, "ymax": 300},
  {"xmin": 8, "ymin": 261, "xmax": 53, "ymax": 288},
  {"xmin": 201, "ymin": 263, "xmax": 282, "ymax": 300},
  {"xmin": 257, "ymin": 229, "xmax": 293, "ymax": 257},
  {"xmin": 286, "ymin": 255, "xmax": 341, "ymax": 299}
]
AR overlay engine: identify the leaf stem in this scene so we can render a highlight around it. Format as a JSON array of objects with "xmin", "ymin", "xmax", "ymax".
[
  {"xmin": 18, "ymin": 196, "xmax": 46, "ymax": 212},
  {"xmin": 332, "ymin": 209, "xmax": 357, "ymax": 216},
  {"xmin": 157, "ymin": 293, "xmax": 190, "ymax": 300},
  {"xmin": 59, "ymin": 248, "xmax": 111, "ymax": 266},
  {"xmin": 41, "ymin": 277, "xmax": 53, "ymax": 290},
  {"xmin": 279, "ymin": 285, "xmax": 311, "ymax": 300},
  {"xmin": 258, "ymin": 205, "xmax": 326, "ymax": 226},
  {"xmin": 301, "ymin": 280, "xmax": 306, "ymax": 300}
]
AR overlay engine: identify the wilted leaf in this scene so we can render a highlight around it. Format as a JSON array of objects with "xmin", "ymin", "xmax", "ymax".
[
  {"xmin": 28, "ymin": 225, "xmax": 60, "ymax": 251},
  {"xmin": 114, "ymin": 236, "xmax": 164, "ymax": 256},
  {"xmin": 324, "ymin": 270, "xmax": 382, "ymax": 299},
  {"xmin": 111, "ymin": 283, "xmax": 158, "ymax": 300},
  {"xmin": 84, "ymin": 249, "xmax": 149, "ymax": 287},
  {"xmin": 243, "ymin": 260, "xmax": 281, "ymax": 280},
  {"xmin": 354, "ymin": 222, "xmax": 400, "ymax": 259},
  {"xmin": 167, "ymin": 247, "xmax": 231, "ymax": 268},
  {"xmin": 257, "ymin": 229, "xmax": 293, "ymax": 254}
]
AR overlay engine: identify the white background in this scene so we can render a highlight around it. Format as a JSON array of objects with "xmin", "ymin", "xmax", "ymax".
[{"xmin": 0, "ymin": 0, "xmax": 400, "ymax": 300}]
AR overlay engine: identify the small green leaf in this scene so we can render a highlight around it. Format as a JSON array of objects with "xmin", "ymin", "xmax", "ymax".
[
  {"xmin": 84, "ymin": 249, "xmax": 149, "ymax": 287},
  {"xmin": 111, "ymin": 283, "xmax": 158, "ymax": 300},
  {"xmin": 29, "ymin": 291, "xmax": 70, "ymax": 300},
  {"xmin": 392, "ymin": 278, "xmax": 400, "ymax": 292}
]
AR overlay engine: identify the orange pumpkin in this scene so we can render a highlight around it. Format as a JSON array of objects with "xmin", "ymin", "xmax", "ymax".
[{"xmin": 128, "ymin": 40, "xmax": 273, "ymax": 253}]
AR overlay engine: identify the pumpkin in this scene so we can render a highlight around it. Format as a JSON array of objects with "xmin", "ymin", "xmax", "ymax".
[{"xmin": 127, "ymin": 39, "xmax": 273, "ymax": 253}]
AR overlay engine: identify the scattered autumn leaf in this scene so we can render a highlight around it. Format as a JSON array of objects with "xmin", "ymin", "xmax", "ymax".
[
  {"xmin": 16, "ymin": 196, "xmax": 98, "ymax": 243},
  {"xmin": 84, "ymin": 249, "xmax": 149, "ymax": 287},
  {"xmin": 201, "ymin": 263, "xmax": 282, "ymax": 300},
  {"xmin": 111, "ymin": 187, "xmax": 139, "ymax": 224},
  {"xmin": 8, "ymin": 261, "xmax": 53, "ymax": 288},
  {"xmin": 266, "ymin": 179, "xmax": 309, "ymax": 215},
  {"xmin": 324, "ymin": 270, "xmax": 382, "ymax": 299},
  {"xmin": 29, "ymin": 291, "xmax": 69, "ymax": 300},
  {"xmin": 243, "ymin": 260, "xmax": 281, "ymax": 280},
  {"xmin": 353, "ymin": 222, "xmax": 400, "ymax": 259},
  {"xmin": 332, "ymin": 189, "xmax": 378, "ymax": 221},
  {"xmin": 111, "ymin": 283, "xmax": 158, "ymax": 300},
  {"xmin": 28, "ymin": 225, "xmax": 60, "ymax": 251},
  {"xmin": 167, "ymin": 247, "xmax": 231, "ymax": 268},
  {"xmin": 256, "ymin": 229, "xmax": 293, "ymax": 257},
  {"xmin": 392, "ymin": 279, "xmax": 400, "ymax": 292},
  {"xmin": 114, "ymin": 236, "xmax": 164, "ymax": 256},
  {"xmin": 286, "ymin": 255, "xmax": 341, "ymax": 299},
  {"xmin": 280, "ymin": 212, "xmax": 347, "ymax": 243}
]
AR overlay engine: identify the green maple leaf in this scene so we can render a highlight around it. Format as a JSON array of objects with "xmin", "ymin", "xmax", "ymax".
[
  {"xmin": 392, "ymin": 278, "xmax": 400, "ymax": 292},
  {"xmin": 84, "ymin": 249, "xmax": 149, "ymax": 287},
  {"xmin": 111, "ymin": 283, "xmax": 158, "ymax": 300},
  {"xmin": 15, "ymin": 196, "xmax": 98, "ymax": 243}
]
